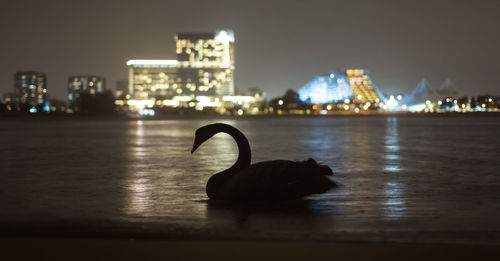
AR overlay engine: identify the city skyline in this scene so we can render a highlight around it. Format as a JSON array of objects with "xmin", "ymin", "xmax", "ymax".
[{"xmin": 1, "ymin": 0, "xmax": 499, "ymax": 100}]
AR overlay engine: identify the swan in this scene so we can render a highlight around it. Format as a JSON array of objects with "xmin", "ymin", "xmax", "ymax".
[{"xmin": 191, "ymin": 123, "xmax": 336, "ymax": 200}]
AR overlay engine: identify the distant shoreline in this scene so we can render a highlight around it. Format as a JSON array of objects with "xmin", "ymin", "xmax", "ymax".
[{"xmin": 1, "ymin": 111, "xmax": 500, "ymax": 122}]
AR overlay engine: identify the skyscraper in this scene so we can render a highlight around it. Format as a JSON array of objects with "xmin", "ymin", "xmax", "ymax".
[
  {"xmin": 14, "ymin": 71, "xmax": 47, "ymax": 107},
  {"xmin": 127, "ymin": 30, "xmax": 235, "ymax": 100},
  {"xmin": 67, "ymin": 76, "xmax": 106, "ymax": 106}
]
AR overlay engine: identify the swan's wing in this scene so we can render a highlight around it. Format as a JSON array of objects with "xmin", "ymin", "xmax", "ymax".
[{"xmin": 223, "ymin": 160, "xmax": 335, "ymax": 200}]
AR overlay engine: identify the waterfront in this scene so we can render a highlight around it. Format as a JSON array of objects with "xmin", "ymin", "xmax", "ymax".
[{"xmin": 1, "ymin": 115, "xmax": 500, "ymax": 244}]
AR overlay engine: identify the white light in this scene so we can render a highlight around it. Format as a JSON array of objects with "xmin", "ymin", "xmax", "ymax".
[
  {"xmin": 397, "ymin": 95, "xmax": 402, "ymax": 100},
  {"xmin": 344, "ymin": 99, "xmax": 350, "ymax": 104},
  {"xmin": 162, "ymin": 100, "xmax": 179, "ymax": 106},
  {"xmin": 127, "ymin": 99, "xmax": 155, "ymax": 109},
  {"xmin": 237, "ymin": 109, "xmax": 243, "ymax": 115},
  {"xmin": 222, "ymin": 96, "xmax": 255, "ymax": 104},
  {"xmin": 126, "ymin": 60, "xmax": 178, "ymax": 67},
  {"xmin": 438, "ymin": 101, "xmax": 442, "ymax": 105},
  {"xmin": 357, "ymin": 94, "xmax": 363, "ymax": 100},
  {"xmin": 215, "ymin": 30, "xmax": 235, "ymax": 43},
  {"xmin": 278, "ymin": 100, "xmax": 284, "ymax": 105},
  {"xmin": 330, "ymin": 73, "xmax": 335, "ymax": 78},
  {"xmin": 29, "ymin": 107, "xmax": 37, "ymax": 113},
  {"xmin": 387, "ymin": 96, "xmax": 398, "ymax": 107},
  {"xmin": 173, "ymin": 96, "xmax": 192, "ymax": 102},
  {"xmin": 426, "ymin": 100, "xmax": 431, "ymax": 105},
  {"xmin": 343, "ymin": 105, "xmax": 349, "ymax": 110},
  {"xmin": 326, "ymin": 105, "xmax": 332, "ymax": 110}
]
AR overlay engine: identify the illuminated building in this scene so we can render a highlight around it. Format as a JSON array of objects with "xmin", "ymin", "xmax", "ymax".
[
  {"xmin": 68, "ymin": 76, "xmax": 106, "ymax": 105},
  {"xmin": 127, "ymin": 30, "xmax": 235, "ymax": 101},
  {"xmin": 127, "ymin": 60, "xmax": 178, "ymax": 99},
  {"xmin": 298, "ymin": 69, "xmax": 385, "ymax": 105},
  {"xmin": 14, "ymin": 71, "xmax": 47, "ymax": 107}
]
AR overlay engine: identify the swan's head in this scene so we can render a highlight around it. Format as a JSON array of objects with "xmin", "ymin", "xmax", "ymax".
[
  {"xmin": 304, "ymin": 158, "xmax": 334, "ymax": 176},
  {"xmin": 191, "ymin": 125, "xmax": 217, "ymax": 154}
]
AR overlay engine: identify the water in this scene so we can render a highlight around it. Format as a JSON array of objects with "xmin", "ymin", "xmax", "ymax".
[{"xmin": 1, "ymin": 115, "xmax": 499, "ymax": 244}]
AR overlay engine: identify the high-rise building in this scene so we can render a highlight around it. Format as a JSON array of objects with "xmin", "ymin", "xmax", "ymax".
[
  {"xmin": 67, "ymin": 76, "xmax": 106, "ymax": 105},
  {"xmin": 127, "ymin": 60, "xmax": 179, "ymax": 99},
  {"xmin": 14, "ymin": 71, "xmax": 47, "ymax": 107},
  {"xmin": 127, "ymin": 30, "xmax": 235, "ymax": 100}
]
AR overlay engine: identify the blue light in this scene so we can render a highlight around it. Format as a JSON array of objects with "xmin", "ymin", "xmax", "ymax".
[
  {"xmin": 298, "ymin": 74, "xmax": 353, "ymax": 104},
  {"xmin": 43, "ymin": 101, "xmax": 50, "ymax": 112}
]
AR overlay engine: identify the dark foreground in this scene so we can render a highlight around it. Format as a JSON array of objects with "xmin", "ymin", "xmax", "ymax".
[{"xmin": 2, "ymin": 238, "xmax": 500, "ymax": 261}]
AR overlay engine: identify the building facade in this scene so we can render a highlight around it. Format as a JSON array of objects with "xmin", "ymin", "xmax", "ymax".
[
  {"xmin": 127, "ymin": 30, "xmax": 235, "ymax": 100},
  {"xmin": 68, "ymin": 76, "xmax": 106, "ymax": 105},
  {"xmin": 298, "ymin": 69, "xmax": 385, "ymax": 105},
  {"xmin": 14, "ymin": 71, "xmax": 47, "ymax": 107}
]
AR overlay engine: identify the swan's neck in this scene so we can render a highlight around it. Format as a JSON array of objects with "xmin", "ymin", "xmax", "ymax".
[{"xmin": 216, "ymin": 124, "xmax": 251, "ymax": 171}]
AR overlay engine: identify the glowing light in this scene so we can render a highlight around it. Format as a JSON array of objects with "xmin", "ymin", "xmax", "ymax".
[
  {"xmin": 127, "ymin": 99, "xmax": 155, "ymax": 109},
  {"xmin": 357, "ymin": 94, "xmax": 363, "ymax": 100},
  {"xmin": 344, "ymin": 99, "xmax": 350, "ymax": 104},
  {"xmin": 387, "ymin": 96, "xmax": 398, "ymax": 107},
  {"xmin": 343, "ymin": 105, "xmax": 349, "ymax": 110},
  {"xmin": 188, "ymin": 102, "xmax": 195, "ymax": 107},
  {"xmin": 162, "ymin": 100, "xmax": 179, "ymax": 106},
  {"xmin": 481, "ymin": 104, "xmax": 486, "ymax": 108},
  {"xmin": 138, "ymin": 109, "xmax": 155, "ymax": 116},
  {"xmin": 278, "ymin": 100, "xmax": 283, "ymax": 105},
  {"xmin": 425, "ymin": 100, "xmax": 431, "ymax": 105},
  {"xmin": 126, "ymin": 60, "xmax": 178, "ymax": 68},
  {"xmin": 29, "ymin": 107, "xmax": 37, "ymax": 113},
  {"xmin": 329, "ymin": 73, "xmax": 335, "ymax": 78},
  {"xmin": 326, "ymin": 105, "xmax": 332, "ymax": 110},
  {"xmin": 222, "ymin": 96, "xmax": 255, "ymax": 104},
  {"xmin": 402, "ymin": 104, "xmax": 407, "ymax": 110},
  {"xmin": 397, "ymin": 95, "xmax": 402, "ymax": 100},
  {"xmin": 488, "ymin": 98, "xmax": 493, "ymax": 102},
  {"xmin": 237, "ymin": 109, "xmax": 243, "ymax": 115},
  {"xmin": 173, "ymin": 96, "xmax": 192, "ymax": 102},
  {"xmin": 215, "ymin": 30, "xmax": 235, "ymax": 43},
  {"xmin": 354, "ymin": 107, "xmax": 360, "ymax": 113},
  {"xmin": 438, "ymin": 101, "xmax": 442, "ymax": 105}
]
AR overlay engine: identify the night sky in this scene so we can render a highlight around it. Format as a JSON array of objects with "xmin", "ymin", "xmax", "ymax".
[{"xmin": 1, "ymin": 0, "xmax": 499, "ymax": 99}]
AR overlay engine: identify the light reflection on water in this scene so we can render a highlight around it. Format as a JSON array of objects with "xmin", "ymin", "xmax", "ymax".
[{"xmin": 1, "ymin": 116, "xmax": 500, "ymax": 243}]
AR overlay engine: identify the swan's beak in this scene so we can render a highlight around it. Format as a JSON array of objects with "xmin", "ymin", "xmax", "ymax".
[{"xmin": 191, "ymin": 137, "xmax": 200, "ymax": 154}]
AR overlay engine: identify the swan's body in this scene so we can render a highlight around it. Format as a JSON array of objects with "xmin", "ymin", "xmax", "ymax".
[{"xmin": 191, "ymin": 123, "xmax": 336, "ymax": 200}]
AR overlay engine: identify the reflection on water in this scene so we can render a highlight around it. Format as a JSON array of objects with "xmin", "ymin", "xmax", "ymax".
[
  {"xmin": 1, "ymin": 116, "xmax": 500, "ymax": 244},
  {"xmin": 383, "ymin": 117, "xmax": 405, "ymax": 219},
  {"xmin": 384, "ymin": 117, "xmax": 401, "ymax": 173},
  {"xmin": 125, "ymin": 120, "xmax": 152, "ymax": 216}
]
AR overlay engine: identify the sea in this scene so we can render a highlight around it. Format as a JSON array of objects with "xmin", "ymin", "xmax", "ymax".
[{"xmin": 1, "ymin": 115, "xmax": 499, "ymax": 244}]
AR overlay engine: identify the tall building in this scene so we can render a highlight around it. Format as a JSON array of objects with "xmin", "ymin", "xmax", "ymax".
[
  {"xmin": 127, "ymin": 60, "xmax": 179, "ymax": 99},
  {"xmin": 67, "ymin": 76, "xmax": 106, "ymax": 105},
  {"xmin": 14, "ymin": 71, "xmax": 47, "ymax": 107},
  {"xmin": 127, "ymin": 30, "xmax": 235, "ymax": 100},
  {"xmin": 298, "ymin": 69, "xmax": 385, "ymax": 104}
]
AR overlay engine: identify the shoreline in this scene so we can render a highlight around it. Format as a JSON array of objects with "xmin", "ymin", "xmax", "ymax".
[{"xmin": 1, "ymin": 111, "xmax": 500, "ymax": 122}]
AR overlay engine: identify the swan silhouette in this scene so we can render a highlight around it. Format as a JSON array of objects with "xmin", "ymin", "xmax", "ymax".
[{"xmin": 191, "ymin": 123, "xmax": 336, "ymax": 200}]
